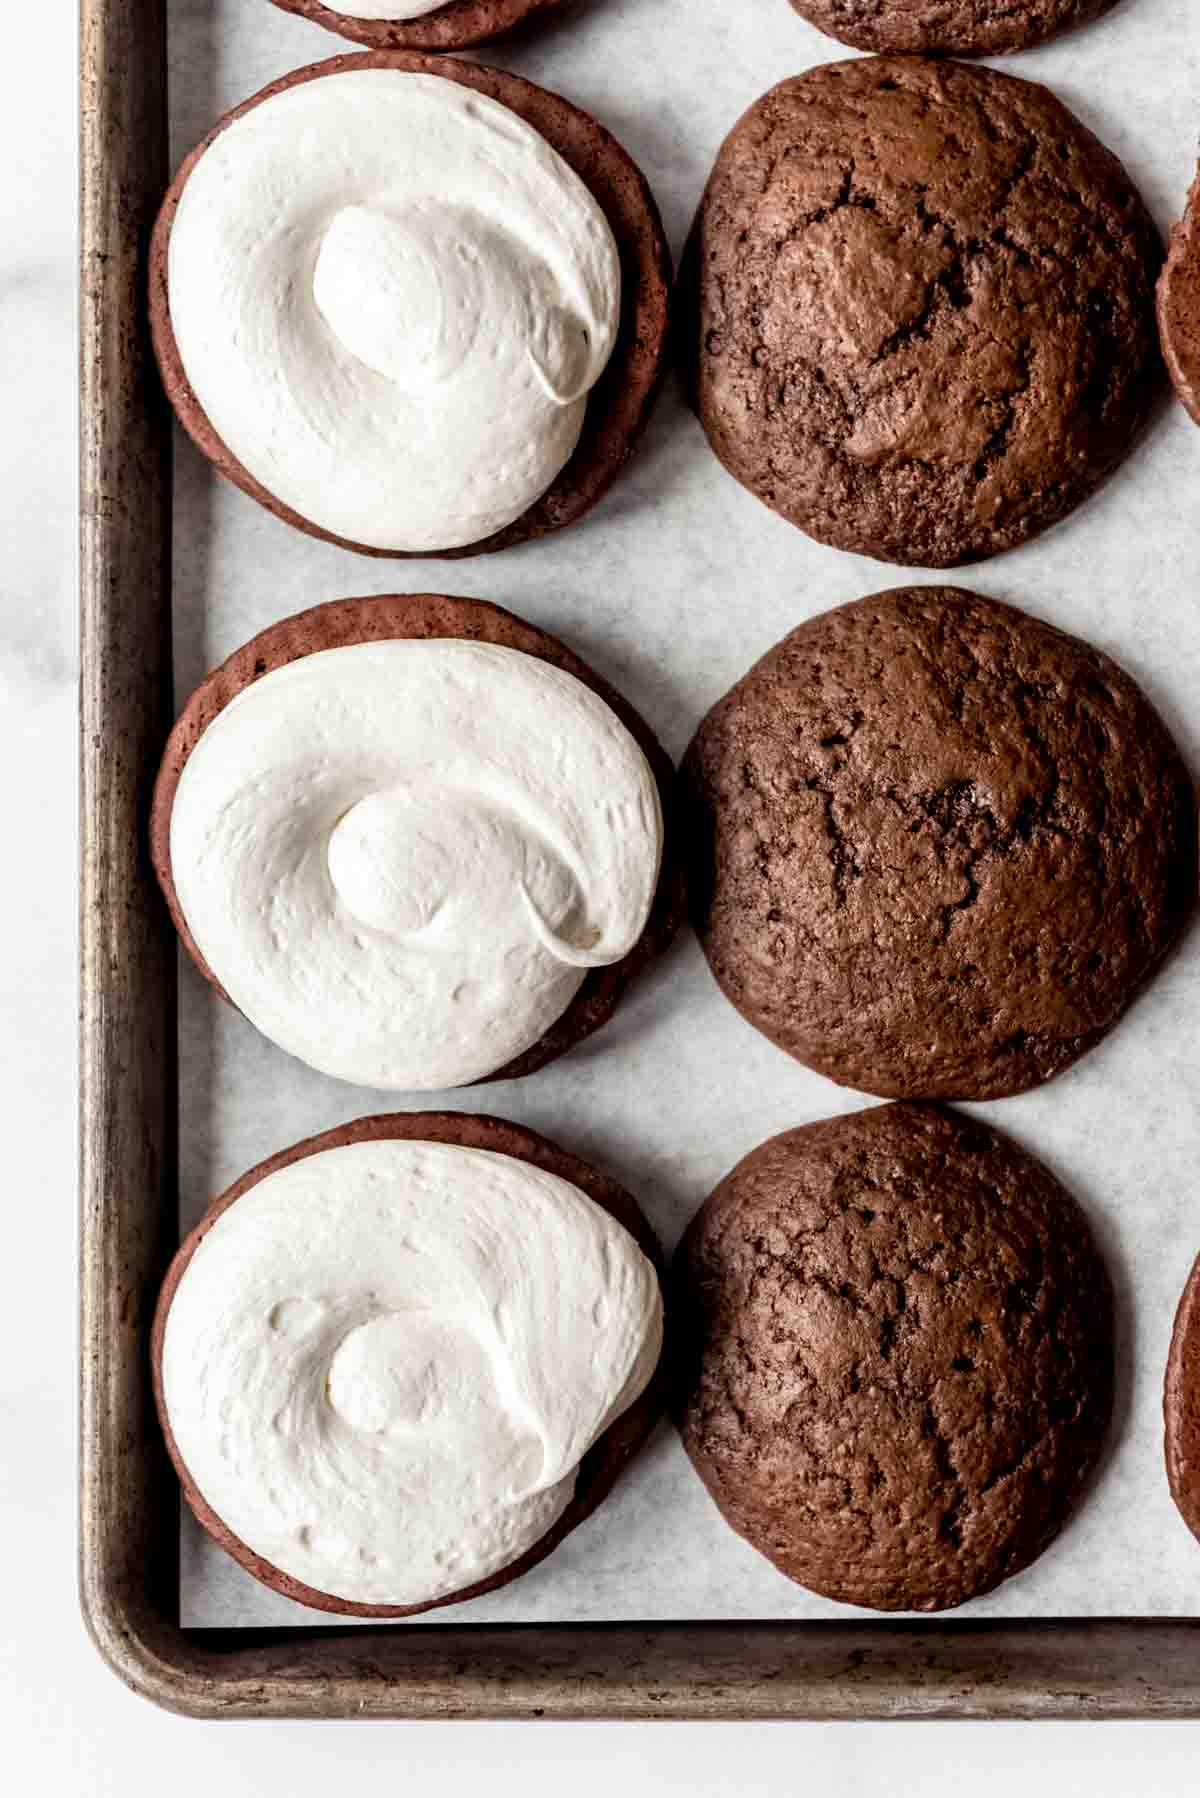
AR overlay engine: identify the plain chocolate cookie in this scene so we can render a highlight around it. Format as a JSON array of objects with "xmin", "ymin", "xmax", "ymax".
[
  {"xmin": 1164, "ymin": 1252, "xmax": 1200, "ymax": 1549},
  {"xmin": 269, "ymin": 0, "xmax": 563, "ymax": 51},
  {"xmin": 153, "ymin": 1110, "xmax": 666, "ymax": 1617},
  {"xmin": 151, "ymin": 594, "xmax": 682, "ymax": 1085},
  {"xmin": 682, "ymin": 586, "xmax": 1197, "ymax": 1102},
  {"xmin": 150, "ymin": 52, "xmax": 670, "ymax": 559},
  {"xmin": 1158, "ymin": 163, "xmax": 1200, "ymax": 427},
  {"xmin": 673, "ymin": 1102, "xmax": 1114, "ymax": 1612},
  {"xmin": 786, "ymin": 0, "xmax": 1120, "ymax": 57},
  {"xmin": 686, "ymin": 56, "xmax": 1162, "ymax": 568}
]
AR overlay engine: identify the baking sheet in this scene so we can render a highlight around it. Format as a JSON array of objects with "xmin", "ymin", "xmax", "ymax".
[{"xmin": 169, "ymin": 0, "xmax": 1200, "ymax": 1626}]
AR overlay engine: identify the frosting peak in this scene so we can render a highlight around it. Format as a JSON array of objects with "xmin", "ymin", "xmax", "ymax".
[
  {"xmin": 325, "ymin": 785, "xmax": 583, "ymax": 949},
  {"xmin": 166, "ymin": 70, "xmax": 621, "ymax": 551},
  {"xmin": 312, "ymin": 205, "xmax": 487, "ymax": 389}
]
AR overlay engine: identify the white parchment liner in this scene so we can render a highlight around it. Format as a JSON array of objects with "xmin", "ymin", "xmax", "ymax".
[{"xmin": 168, "ymin": 0, "xmax": 1200, "ymax": 1624}]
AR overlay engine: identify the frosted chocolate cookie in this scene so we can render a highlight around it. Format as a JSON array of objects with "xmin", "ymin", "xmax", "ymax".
[
  {"xmin": 153, "ymin": 1111, "xmax": 665, "ymax": 1616},
  {"xmin": 1159, "ymin": 162, "xmax": 1200, "ymax": 427},
  {"xmin": 682, "ymin": 586, "xmax": 1196, "ymax": 1101},
  {"xmin": 673, "ymin": 1102, "xmax": 1114, "ymax": 1612},
  {"xmin": 270, "ymin": 0, "xmax": 563, "ymax": 51},
  {"xmin": 151, "ymin": 54, "xmax": 670, "ymax": 557},
  {"xmin": 685, "ymin": 56, "xmax": 1161, "ymax": 567},
  {"xmin": 786, "ymin": 0, "xmax": 1119, "ymax": 56},
  {"xmin": 152, "ymin": 595, "xmax": 679, "ymax": 1090}
]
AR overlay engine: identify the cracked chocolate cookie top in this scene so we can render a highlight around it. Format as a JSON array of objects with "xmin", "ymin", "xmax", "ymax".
[
  {"xmin": 682, "ymin": 586, "xmax": 1197, "ymax": 1101},
  {"xmin": 672, "ymin": 1101, "xmax": 1114, "ymax": 1612},
  {"xmin": 1158, "ymin": 162, "xmax": 1200, "ymax": 428},
  {"xmin": 786, "ymin": 0, "xmax": 1120, "ymax": 58},
  {"xmin": 686, "ymin": 56, "xmax": 1162, "ymax": 568}
]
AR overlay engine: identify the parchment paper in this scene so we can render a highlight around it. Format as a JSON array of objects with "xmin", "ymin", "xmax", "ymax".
[{"xmin": 168, "ymin": 0, "xmax": 1200, "ymax": 1625}]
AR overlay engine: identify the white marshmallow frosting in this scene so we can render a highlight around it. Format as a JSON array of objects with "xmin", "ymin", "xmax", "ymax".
[
  {"xmin": 325, "ymin": 3, "xmax": 443, "ymax": 15},
  {"xmin": 161, "ymin": 1137, "xmax": 663, "ymax": 1607},
  {"xmin": 169, "ymin": 638, "xmax": 663, "ymax": 1089},
  {"xmin": 166, "ymin": 69, "xmax": 620, "ymax": 551}
]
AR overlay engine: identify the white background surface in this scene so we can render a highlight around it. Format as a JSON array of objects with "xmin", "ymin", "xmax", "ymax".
[{"xmin": 2, "ymin": 0, "xmax": 1198, "ymax": 1789}]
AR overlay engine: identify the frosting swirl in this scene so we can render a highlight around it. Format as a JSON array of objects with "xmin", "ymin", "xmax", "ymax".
[
  {"xmin": 160, "ymin": 1138, "xmax": 663, "ymax": 1607},
  {"xmin": 166, "ymin": 70, "xmax": 620, "ymax": 551},
  {"xmin": 169, "ymin": 638, "xmax": 663, "ymax": 1089}
]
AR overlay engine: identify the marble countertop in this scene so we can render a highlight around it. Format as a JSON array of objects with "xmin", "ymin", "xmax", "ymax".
[{"xmin": 2, "ymin": 1, "xmax": 1196, "ymax": 1788}]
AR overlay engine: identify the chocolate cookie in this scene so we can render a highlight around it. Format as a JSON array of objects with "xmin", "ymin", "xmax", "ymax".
[
  {"xmin": 150, "ymin": 52, "xmax": 670, "ymax": 559},
  {"xmin": 1165, "ymin": 1252, "xmax": 1200, "ymax": 1548},
  {"xmin": 270, "ymin": 0, "xmax": 562, "ymax": 51},
  {"xmin": 685, "ymin": 56, "xmax": 1162, "ymax": 568},
  {"xmin": 673, "ymin": 1102, "xmax": 1114, "ymax": 1612},
  {"xmin": 1158, "ymin": 163, "xmax": 1200, "ymax": 427},
  {"xmin": 153, "ymin": 1110, "xmax": 666, "ymax": 1617},
  {"xmin": 152, "ymin": 593, "xmax": 681, "ymax": 1086},
  {"xmin": 786, "ymin": 0, "xmax": 1119, "ymax": 56},
  {"xmin": 682, "ymin": 586, "xmax": 1196, "ymax": 1102}
]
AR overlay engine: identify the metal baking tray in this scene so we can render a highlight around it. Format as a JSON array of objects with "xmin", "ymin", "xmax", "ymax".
[{"xmin": 79, "ymin": 0, "xmax": 1200, "ymax": 1717}]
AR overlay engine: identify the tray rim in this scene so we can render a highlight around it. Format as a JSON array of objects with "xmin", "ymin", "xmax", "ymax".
[{"xmin": 78, "ymin": 0, "xmax": 1200, "ymax": 1720}]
